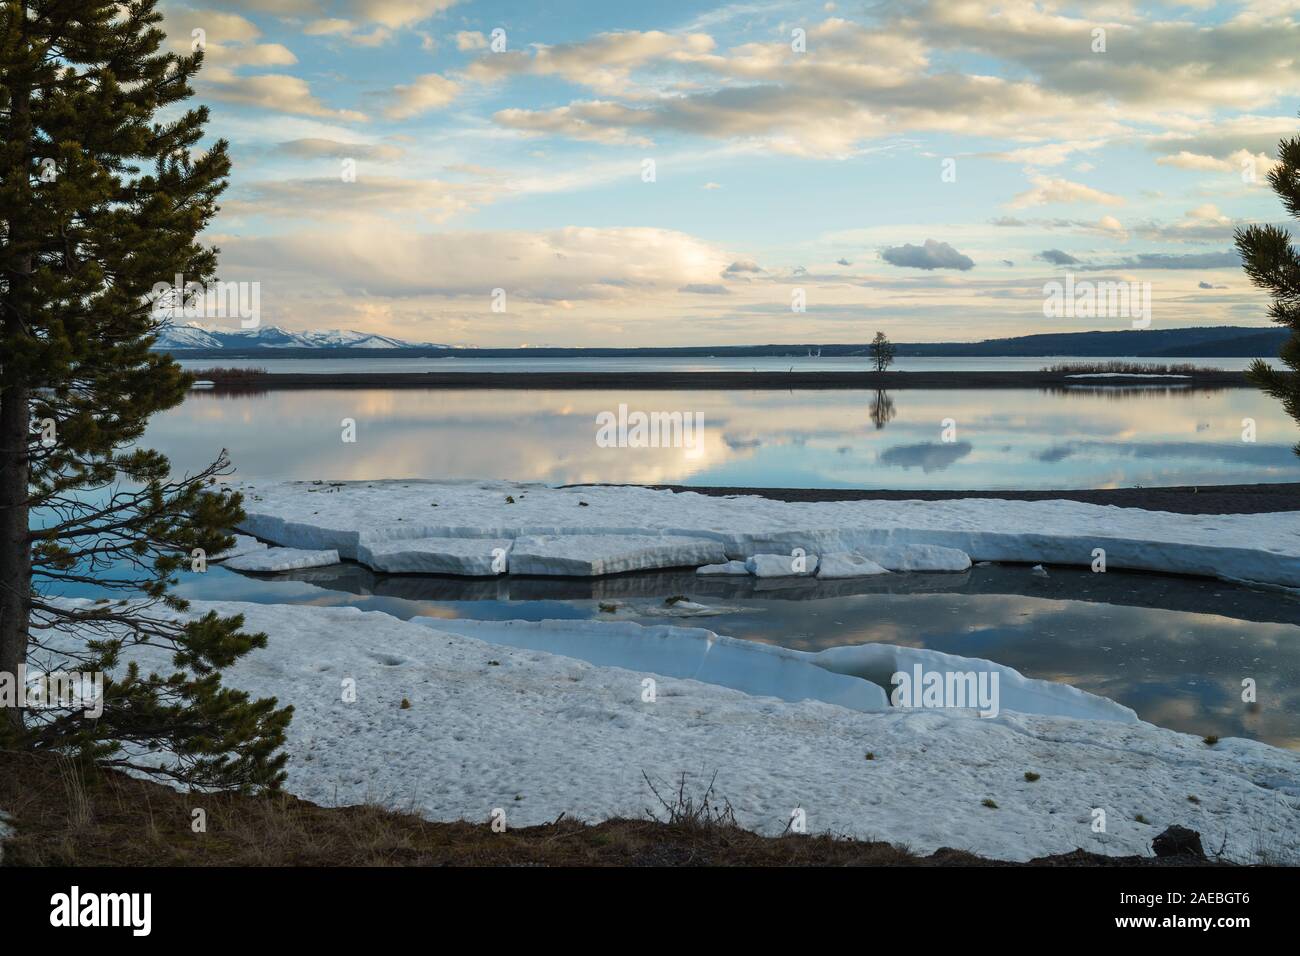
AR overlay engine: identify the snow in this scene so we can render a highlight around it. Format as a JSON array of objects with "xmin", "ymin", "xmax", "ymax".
[
  {"xmin": 211, "ymin": 534, "xmax": 268, "ymax": 562},
  {"xmin": 746, "ymin": 553, "xmax": 820, "ymax": 577},
  {"xmin": 600, "ymin": 599, "xmax": 744, "ymax": 618},
  {"xmin": 221, "ymin": 547, "xmax": 339, "ymax": 572},
  {"xmin": 359, "ymin": 537, "xmax": 511, "ymax": 575},
  {"xmin": 508, "ymin": 534, "xmax": 727, "ymax": 576},
  {"xmin": 817, "ymin": 551, "xmax": 891, "ymax": 578},
  {"xmin": 856, "ymin": 544, "xmax": 970, "ymax": 572},
  {"xmin": 233, "ymin": 479, "xmax": 1300, "ymax": 586},
  {"xmin": 697, "ymin": 549, "xmax": 948, "ymax": 579},
  {"xmin": 696, "ymin": 560, "xmax": 751, "ymax": 576},
  {"xmin": 151, "ymin": 321, "xmax": 447, "ymax": 351},
  {"xmin": 74, "ymin": 599, "xmax": 1297, "ymax": 863},
  {"xmin": 811, "ymin": 641, "xmax": 1138, "ymax": 722},
  {"xmin": 152, "ymin": 323, "xmax": 223, "ymax": 349}
]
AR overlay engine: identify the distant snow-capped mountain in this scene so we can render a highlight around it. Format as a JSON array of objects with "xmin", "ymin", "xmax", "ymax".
[{"xmin": 151, "ymin": 322, "xmax": 447, "ymax": 351}]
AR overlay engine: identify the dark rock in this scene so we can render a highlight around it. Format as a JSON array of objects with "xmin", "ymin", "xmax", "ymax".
[{"xmin": 1151, "ymin": 826, "xmax": 1205, "ymax": 859}]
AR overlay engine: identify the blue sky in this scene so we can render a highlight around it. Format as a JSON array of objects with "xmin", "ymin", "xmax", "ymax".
[{"xmin": 161, "ymin": 0, "xmax": 1300, "ymax": 345}]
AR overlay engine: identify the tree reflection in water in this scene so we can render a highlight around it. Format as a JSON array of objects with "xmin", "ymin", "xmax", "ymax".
[{"xmin": 870, "ymin": 389, "xmax": 896, "ymax": 430}]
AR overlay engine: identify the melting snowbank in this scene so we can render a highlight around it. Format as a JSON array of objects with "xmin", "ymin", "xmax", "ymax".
[
  {"xmin": 812, "ymin": 641, "xmax": 1138, "ymax": 722},
  {"xmin": 422, "ymin": 618, "xmax": 1136, "ymax": 724},
  {"xmin": 423, "ymin": 618, "xmax": 889, "ymax": 713},
  {"xmin": 233, "ymin": 480, "xmax": 1300, "ymax": 586},
  {"xmin": 68, "ymin": 598, "xmax": 1298, "ymax": 862}
]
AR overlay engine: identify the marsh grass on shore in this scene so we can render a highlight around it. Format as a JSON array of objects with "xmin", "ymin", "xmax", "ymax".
[
  {"xmin": 1040, "ymin": 361, "xmax": 1220, "ymax": 375},
  {"xmin": 187, "ymin": 367, "xmax": 269, "ymax": 380}
]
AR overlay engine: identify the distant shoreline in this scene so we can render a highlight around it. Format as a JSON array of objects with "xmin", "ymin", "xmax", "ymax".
[
  {"xmin": 192, "ymin": 369, "xmax": 1254, "ymax": 391},
  {"xmin": 154, "ymin": 322, "xmax": 1289, "ymax": 358},
  {"xmin": 618, "ymin": 481, "xmax": 1300, "ymax": 515}
]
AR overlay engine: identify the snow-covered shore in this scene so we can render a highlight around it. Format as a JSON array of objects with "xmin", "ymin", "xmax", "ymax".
[
  {"xmin": 63, "ymin": 599, "xmax": 1298, "ymax": 863},
  {"xmin": 232, "ymin": 479, "xmax": 1300, "ymax": 587}
]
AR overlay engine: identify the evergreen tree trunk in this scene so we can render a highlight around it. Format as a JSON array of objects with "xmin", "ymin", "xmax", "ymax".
[
  {"xmin": 0, "ymin": 12, "xmax": 31, "ymax": 731},
  {"xmin": 0, "ymin": 377, "xmax": 30, "ymax": 734}
]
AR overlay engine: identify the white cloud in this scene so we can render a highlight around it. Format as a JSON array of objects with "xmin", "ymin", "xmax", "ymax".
[
  {"xmin": 494, "ymin": 102, "xmax": 656, "ymax": 146},
  {"xmin": 464, "ymin": 30, "xmax": 716, "ymax": 95},
  {"xmin": 1096, "ymin": 215, "xmax": 1128, "ymax": 241},
  {"xmin": 984, "ymin": 141, "xmax": 1105, "ymax": 167},
  {"xmin": 222, "ymin": 225, "xmax": 735, "ymax": 300},
  {"xmin": 206, "ymin": 74, "xmax": 367, "ymax": 122},
  {"xmin": 224, "ymin": 176, "xmax": 495, "ymax": 223},
  {"xmin": 1007, "ymin": 176, "xmax": 1125, "ymax": 209},
  {"xmin": 275, "ymin": 138, "xmax": 405, "ymax": 161},
  {"xmin": 304, "ymin": 18, "xmax": 393, "ymax": 46},
  {"xmin": 1185, "ymin": 204, "xmax": 1231, "ymax": 224},
  {"xmin": 1155, "ymin": 148, "xmax": 1279, "ymax": 182},
  {"xmin": 163, "ymin": 7, "xmax": 297, "ymax": 70},
  {"xmin": 474, "ymin": 8, "xmax": 1300, "ymax": 160},
  {"xmin": 346, "ymin": 0, "xmax": 459, "ymax": 30},
  {"xmin": 382, "ymin": 73, "xmax": 461, "ymax": 119}
]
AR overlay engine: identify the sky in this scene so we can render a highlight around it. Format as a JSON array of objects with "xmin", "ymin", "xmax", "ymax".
[{"xmin": 157, "ymin": 0, "xmax": 1300, "ymax": 346}]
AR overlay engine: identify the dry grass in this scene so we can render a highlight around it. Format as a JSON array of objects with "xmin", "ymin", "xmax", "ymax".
[
  {"xmin": 0, "ymin": 750, "xmax": 930, "ymax": 867},
  {"xmin": 0, "ymin": 751, "xmax": 1239, "ymax": 867}
]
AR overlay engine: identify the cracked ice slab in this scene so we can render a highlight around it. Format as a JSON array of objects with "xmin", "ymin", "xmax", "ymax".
[
  {"xmin": 211, "ymin": 534, "xmax": 268, "ymax": 562},
  {"xmin": 857, "ymin": 544, "xmax": 971, "ymax": 572},
  {"xmin": 696, "ymin": 560, "xmax": 750, "ymax": 576},
  {"xmin": 232, "ymin": 479, "xmax": 1300, "ymax": 586},
  {"xmin": 817, "ymin": 551, "xmax": 891, "ymax": 578},
  {"xmin": 222, "ymin": 547, "xmax": 340, "ymax": 572},
  {"xmin": 359, "ymin": 537, "xmax": 513, "ymax": 576},
  {"xmin": 509, "ymin": 534, "xmax": 727, "ymax": 576},
  {"xmin": 746, "ymin": 553, "xmax": 820, "ymax": 577}
]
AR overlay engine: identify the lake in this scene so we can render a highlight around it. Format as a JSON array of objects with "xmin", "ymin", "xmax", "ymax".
[
  {"xmin": 81, "ymin": 374, "xmax": 1300, "ymax": 749},
  {"xmin": 150, "ymin": 384, "xmax": 1300, "ymax": 489}
]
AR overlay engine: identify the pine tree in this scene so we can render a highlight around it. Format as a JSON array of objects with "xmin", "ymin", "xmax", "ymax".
[
  {"xmin": 1235, "ymin": 116, "xmax": 1300, "ymax": 455},
  {"xmin": 869, "ymin": 331, "xmax": 896, "ymax": 372},
  {"xmin": 0, "ymin": 0, "xmax": 290, "ymax": 789}
]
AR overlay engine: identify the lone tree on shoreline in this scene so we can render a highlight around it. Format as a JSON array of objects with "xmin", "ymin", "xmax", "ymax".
[
  {"xmin": 1236, "ymin": 114, "xmax": 1300, "ymax": 455},
  {"xmin": 869, "ymin": 331, "xmax": 897, "ymax": 372},
  {"xmin": 0, "ymin": 0, "xmax": 289, "ymax": 788}
]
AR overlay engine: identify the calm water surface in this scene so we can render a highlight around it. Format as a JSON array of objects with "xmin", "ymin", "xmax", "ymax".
[{"xmin": 149, "ymin": 385, "xmax": 1300, "ymax": 489}]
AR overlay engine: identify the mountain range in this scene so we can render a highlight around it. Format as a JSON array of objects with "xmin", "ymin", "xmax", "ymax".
[{"xmin": 152, "ymin": 322, "xmax": 446, "ymax": 351}]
